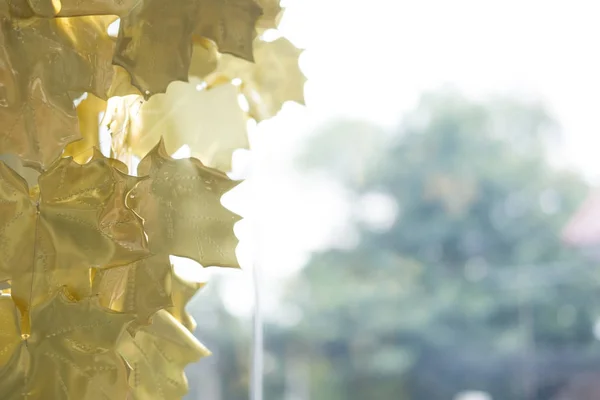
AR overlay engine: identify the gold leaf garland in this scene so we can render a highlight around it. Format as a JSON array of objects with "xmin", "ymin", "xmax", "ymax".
[
  {"xmin": 0, "ymin": 154, "xmax": 149, "ymax": 327},
  {"xmin": 0, "ymin": 289, "xmax": 134, "ymax": 399},
  {"xmin": 193, "ymin": 0, "xmax": 263, "ymax": 61},
  {"xmin": 129, "ymin": 138, "xmax": 242, "ymax": 268},
  {"xmin": 0, "ymin": 0, "xmax": 303, "ymax": 397},
  {"xmin": 213, "ymin": 36, "xmax": 306, "ymax": 121},
  {"xmin": 63, "ymin": 94, "xmax": 106, "ymax": 164},
  {"xmin": 166, "ymin": 273, "xmax": 207, "ymax": 332},
  {"xmin": 118, "ymin": 310, "xmax": 210, "ymax": 399},
  {"xmin": 113, "ymin": 0, "xmax": 199, "ymax": 97},
  {"xmin": 0, "ymin": 14, "xmax": 116, "ymax": 170},
  {"xmin": 255, "ymin": 0, "xmax": 284, "ymax": 31},
  {"xmin": 103, "ymin": 80, "xmax": 249, "ymax": 173},
  {"xmin": 93, "ymin": 254, "xmax": 174, "ymax": 327}
]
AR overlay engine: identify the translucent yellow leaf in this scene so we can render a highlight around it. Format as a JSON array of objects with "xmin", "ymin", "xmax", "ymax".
[
  {"xmin": 255, "ymin": 0, "xmax": 283, "ymax": 31},
  {"xmin": 0, "ymin": 163, "xmax": 36, "ymax": 287},
  {"xmin": 0, "ymin": 154, "xmax": 39, "ymax": 187},
  {"xmin": 102, "ymin": 94, "xmax": 144, "ymax": 158},
  {"xmin": 26, "ymin": 0, "xmax": 61, "ymax": 17},
  {"xmin": 0, "ymin": 289, "xmax": 134, "ymax": 400},
  {"xmin": 0, "ymin": 155, "xmax": 149, "ymax": 320},
  {"xmin": 193, "ymin": 0, "xmax": 263, "ymax": 61},
  {"xmin": 113, "ymin": 0, "xmax": 263, "ymax": 96},
  {"xmin": 104, "ymin": 80, "xmax": 249, "ymax": 173},
  {"xmin": 0, "ymin": 15, "xmax": 116, "ymax": 170},
  {"xmin": 93, "ymin": 254, "xmax": 173, "ymax": 326},
  {"xmin": 113, "ymin": 0, "xmax": 198, "ymax": 97},
  {"xmin": 63, "ymin": 94, "xmax": 107, "ymax": 164},
  {"xmin": 129, "ymin": 139, "xmax": 241, "ymax": 268},
  {"xmin": 111, "ymin": 37, "xmax": 214, "ymax": 97},
  {"xmin": 107, "ymin": 65, "xmax": 143, "ymax": 98},
  {"xmin": 166, "ymin": 274, "xmax": 206, "ymax": 332},
  {"xmin": 188, "ymin": 36, "xmax": 218, "ymax": 80},
  {"xmin": 4, "ymin": 1, "xmax": 37, "ymax": 18},
  {"xmin": 0, "ymin": 295, "xmax": 27, "ymax": 399},
  {"xmin": 213, "ymin": 37, "xmax": 306, "ymax": 121},
  {"xmin": 118, "ymin": 310, "xmax": 210, "ymax": 400},
  {"xmin": 56, "ymin": 0, "xmax": 140, "ymax": 17}
]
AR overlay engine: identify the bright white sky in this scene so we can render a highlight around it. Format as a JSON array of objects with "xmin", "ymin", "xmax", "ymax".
[
  {"xmin": 283, "ymin": 0, "xmax": 600, "ymax": 175},
  {"xmin": 189, "ymin": 0, "xmax": 600, "ymax": 318}
]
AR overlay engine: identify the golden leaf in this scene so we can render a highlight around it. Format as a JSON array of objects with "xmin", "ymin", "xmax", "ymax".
[
  {"xmin": 63, "ymin": 94, "xmax": 107, "ymax": 164},
  {"xmin": 0, "ymin": 155, "xmax": 148, "ymax": 318},
  {"xmin": 113, "ymin": 0, "xmax": 198, "ymax": 97},
  {"xmin": 93, "ymin": 254, "xmax": 173, "ymax": 326},
  {"xmin": 0, "ymin": 163, "xmax": 36, "ymax": 287},
  {"xmin": 255, "ymin": 0, "xmax": 283, "ymax": 31},
  {"xmin": 56, "ymin": 0, "xmax": 140, "ymax": 17},
  {"xmin": 89, "ymin": 147, "xmax": 130, "ymax": 173},
  {"xmin": 102, "ymin": 94, "xmax": 144, "ymax": 156},
  {"xmin": 129, "ymin": 139, "xmax": 241, "ymax": 268},
  {"xmin": 166, "ymin": 274, "xmax": 206, "ymax": 332},
  {"xmin": 0, "ymin": 154, "xmax": 39, "ymax": 187},
  {"xmin": 188, "ymin": 36, "xmax": 218, "ymax": 80},
  {"xmin": 14, "ymin": 224, "xmax": 95, "ymax": 324},
  {"xmin": 215, "ymin": 37, "xmax": 306, "ymax": 120},
  {"xmin": 25, "ymin": 0, "xmax": 61, "ymax": 17},
  {"xmin": 113, "ymin": 0, "xmax": 262, "ymax": 96},
  {"xmin": 193, "ymin": 0, "xmax": 263, "ymax": 61},
  {"xmin": 0, "ymin": 15, "xmax": 116, "ymax": 170},
  {"xmin": 118, "ymin": 310, "xmax": 210, "ymax": 400},
  {"xmin": 0, "ymin": 289, "xmax": 134, "ymax": 399},
  {"xmin": 108, "ymin": 65, "xmax": 143, "ymax": 98},
  {"xmin": 103, "ymin": 79, "xmax": 248, "ymax": 173},
  {"xmin": 0, "ymin": 281, "xmax": 10, "ymax": 293},
  {"xmin": 0, "ymin": 295, "xmax": 28, "ymax": 399},
  {"xmin": 4, "ymin": 1, "xmax": 36, "ymax": 18},
  {"xmin": 36, "ymin": 155, "xmax": 147, "ymax": 268}
]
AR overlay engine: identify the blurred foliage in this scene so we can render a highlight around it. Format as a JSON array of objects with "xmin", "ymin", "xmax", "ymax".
[
  {"xmin": 185, "ymin": 281, "xmax": 250, "ymax": 400},
  {"xmin": 187, "ymin": 91, "xmax": 600, "ymax": 400}
]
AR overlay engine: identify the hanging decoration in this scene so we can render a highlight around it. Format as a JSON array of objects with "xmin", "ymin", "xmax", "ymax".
[{"xmin": 0, "ymin": 0, "xmax": 305, "ymax": 398}]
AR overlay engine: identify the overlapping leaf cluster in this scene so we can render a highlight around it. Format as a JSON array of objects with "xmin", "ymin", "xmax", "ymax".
[{"xmin": 0, "ymin": 0, "xmax": 304, "ymax": 398}]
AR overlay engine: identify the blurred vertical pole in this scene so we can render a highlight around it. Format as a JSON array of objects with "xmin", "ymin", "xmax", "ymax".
[
  {"xmin": 248, "ymin": 126, "xmax": 264, "ymax": 400},
  {"xmin": 251, "ymin": 258, "xmax": 264, "ymax": 400}
]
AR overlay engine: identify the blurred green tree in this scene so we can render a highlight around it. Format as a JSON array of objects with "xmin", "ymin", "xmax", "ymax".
[{"xmin": 272, "ymin": 91, "xmax": 600, "ymax": 400}]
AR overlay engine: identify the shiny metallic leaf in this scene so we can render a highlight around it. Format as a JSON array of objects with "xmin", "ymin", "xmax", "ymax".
[
  {"xmin": 113, "ymin": 0, "xmax": 197, "ymax": 97},
  {"xmin": 118, "ymin": 310, "xmax": 209, "ymax": 400},
  {"xmin": 166, "ymin": 274, "xmax": 206, "ymax": 332},
  {"xmin": 113, "ymin": 0, "xmax": 262, "ymax": 96},
  {"xmin": 194, "ymin": 0, "xmax": 262, "ymax": 61},
  {"xmin": 0, "ymin": 289, "xmax": 134, "ymax": 399},
  {"xmin": 93, "ymin": 254, "xmax": 173, "ymax": 326},
  {"xmin": 0, "ymin": 15, "xmax": 116, "ymax": 170},
  {"xmin": 255, "ymin": 0, "xmax": 283, "ymax": 31},
  {"xmin": 213, "ymin": 37, "xmax": 306, "ymax": 120},
  {"xmin": 63, "ymin": 94, "xmax": 107, "ymax": 164},
  {"xmin": 0, "ymin": 155, "xmax": 149, "ymax": 319},
  {"xmin": 103, "ymin": 80, "xmax": 249, "ymax": 173},
  {"xmin": 56, "ymin": 0, "xmax": 140, "ymax": 16},
  {"xmin": 129, "ymin": 139, "xmax": 241, "ymax": 268}
]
